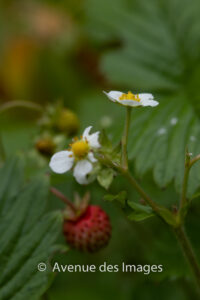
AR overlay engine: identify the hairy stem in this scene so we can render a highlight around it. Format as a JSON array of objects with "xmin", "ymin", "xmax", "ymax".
[
  {"xmin": 121, "ymin": 107, "xmax": 132, "ymax": 170},
  {"xmin": 175, "ymin": 226, "xmax": 200, "ymax": 291}
]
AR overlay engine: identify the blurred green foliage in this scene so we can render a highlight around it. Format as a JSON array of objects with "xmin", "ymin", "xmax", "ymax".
[{"xmin": 1, "ymin": 0, "xmax": 200, "ymax": 299}]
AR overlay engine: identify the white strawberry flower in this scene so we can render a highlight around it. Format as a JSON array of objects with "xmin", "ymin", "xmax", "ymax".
[
  {"xmin": 103, "ymin": 90, "xmax": 159, "ymax": 107},
  {"xmin": 49, "ymin": 126, "xmax": 100, "ymax": 184}
]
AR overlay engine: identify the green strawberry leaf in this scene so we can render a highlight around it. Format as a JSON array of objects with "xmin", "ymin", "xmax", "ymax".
[
  {"xmin": 0, "ymin": 157, "xmax": 62, "ymax": 300},
  {"xmin": 85, "ymin": 0, "xmax": 200, "ymax": 196}
]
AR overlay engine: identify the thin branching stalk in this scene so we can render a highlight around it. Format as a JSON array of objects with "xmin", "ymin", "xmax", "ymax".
[
  {"xmin": 100, "ymin": 113, "xmax": 200, "ymax": 290},
  {"xmin": 119, "ymin": 167, "xmax": 161, "ymax": 214},
  {"xmin": 174, "ymin": 226, "xmax": 200, "ymax": 291},
  {"xmin": 100, "ymin": 152, "xmax": 200, "ymax": 290},
  {"xmin": 98, "ymin": 154, "xmax": 165, "ymax": 217}
]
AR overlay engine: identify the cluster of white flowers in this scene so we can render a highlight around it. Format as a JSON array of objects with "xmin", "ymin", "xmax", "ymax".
[{"xmin": 49, "ymin": 90, "xmax": 159, "ymax": 184}]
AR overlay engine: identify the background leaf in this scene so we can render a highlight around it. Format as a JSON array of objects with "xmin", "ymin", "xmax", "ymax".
[
  {"xmin": 86, "ymin": 0, "xmax": 200, "ymax": 95},
  {"xmin": 85, "ymin": 0, "xmax": 200, "ymax": 196},
  {"xmin": 0, "ymin": 157, "xmax": 62, "ymax": 300}
]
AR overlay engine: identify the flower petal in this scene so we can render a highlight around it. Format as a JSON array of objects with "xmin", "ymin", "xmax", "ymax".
[
  {"xmin": 140, "ymin": 100, "xmax": 159, "ymax": 107},
  {"xmin": 49, "ymin": 151, "xmax": 74, "ymax": 174},
  {"xmin": 83, "ymin": 126, "xmax": 100, "ymax": 148},
  {"xmin": 138, "ymin": 93, "xmax": 154, "ymax": 100},
  {"xmin": 103, "ymin": 91, "xmax": 123, "ymax": 102},
  {"xmin": 139, "ymin": 93, "xmax": 159, "ymax": 107},
  {"xmin": 88, "ymin": 152, "xmax": 97, "ymax": 162},
  {"xmin": 83, "ymin": 126, "xmax": 92, "ymax": 139},
  {"xmin": 73, "ymin": 160, "xmax": 93, "ymax": 184},
  {"xmin": 87, "ymin": 132, "xmax": 100, "ymax": 148},
  {"xmin": 117, "ymin": 99, "xmax": 141, "ymax": 107}
]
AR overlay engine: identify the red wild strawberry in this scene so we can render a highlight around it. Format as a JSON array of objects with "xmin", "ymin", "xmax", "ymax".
[{"xmin": 63, "ymin": 205, "xmax": 111, "ymax": 253}]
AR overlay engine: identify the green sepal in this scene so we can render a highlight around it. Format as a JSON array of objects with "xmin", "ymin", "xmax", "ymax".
[
  {"xmin": 97, "ymin": 168, "xmax": 115, "ymax": 190},
  {"xmin": 104, "ymin": 191, "xmax": 127, "ymax": 205},
  {"xmin": 127, "ymin": 200, "xmax": 155, "ymax": 222}
]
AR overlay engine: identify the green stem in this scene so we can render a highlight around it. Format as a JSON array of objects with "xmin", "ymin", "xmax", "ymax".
[
  {"xmin": 120, "ymin": 167, "xmax": 162, "ymax": 215},
  {"xmin": 99, "ymin": 146, "xmax": 200, "ymax": 290},
  {"xmin": 190, "ymin": 154, "xmax": 200, "ymax": 169},
  {"xmin": 180, "ymin": 152, "xmax": 191, "ymax": 214},
  {"xmin": 121, "ymin": 107, "xmax": 132, "ymax": 170},
  {"xmin": 179, "ymin": 151, "xmax": 200, "ymax": 220},
  {"xmin": 174, "ymin": 226, "xmax": 200, "ymax": 291},
  {"xmin": 98, "ymin": 154, "xmax": 162, "ymax": 216}
]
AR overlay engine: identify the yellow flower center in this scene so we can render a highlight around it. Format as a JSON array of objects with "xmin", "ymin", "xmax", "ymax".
[
  {"xmin": 119, "ymin": 91, "xmax": 140, "ymax": 102},
  {"xmin": 71, "ymin": 139, "xmax": 89, "ymax": 159}
]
